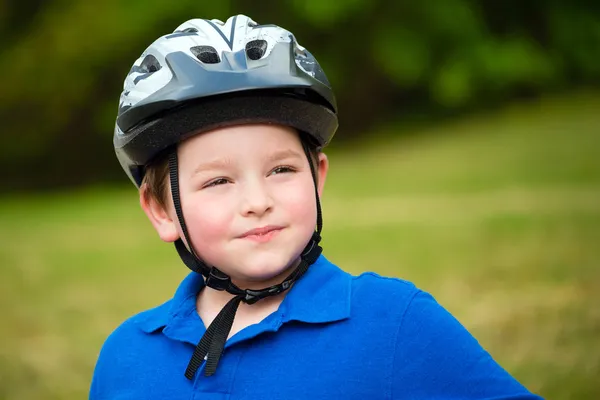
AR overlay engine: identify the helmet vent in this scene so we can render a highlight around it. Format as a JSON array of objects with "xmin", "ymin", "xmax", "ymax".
[
  {"xmin": 139, "ymin": 54, "xmax": 161, "ymax": 73},
  {"xmin": 181, "ymin": 27, "xmax": 199, "ymax": 33},
  {"xmin": 245, "ymin": 40, "xmax": 267, "ymax": 60},
  {"xmin": 191, "ymin": 46, "xmax": 221, "ymax": 64}
]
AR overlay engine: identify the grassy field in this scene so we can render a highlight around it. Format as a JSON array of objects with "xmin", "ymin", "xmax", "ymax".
[{"xmin": 1, "ymin": 92, "xmax": 599, "ymax": 399}]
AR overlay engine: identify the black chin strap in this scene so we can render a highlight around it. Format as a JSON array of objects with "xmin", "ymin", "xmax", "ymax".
[{"xmin": 168, "ymin": 142, "xmax": 323, "ymax": 379}]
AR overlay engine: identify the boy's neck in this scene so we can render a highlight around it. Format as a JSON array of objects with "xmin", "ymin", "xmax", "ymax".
[{"xmin": 196, "ymin": 258, "xmax": 300, "ymax": 338}]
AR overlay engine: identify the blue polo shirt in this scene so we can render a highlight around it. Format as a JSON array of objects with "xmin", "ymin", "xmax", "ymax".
[{"xmin": 90, "ymin": 255, "xmax": 542, "ymax": 399}]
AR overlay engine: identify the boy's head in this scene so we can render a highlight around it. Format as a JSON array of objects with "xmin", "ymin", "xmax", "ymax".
[{"xmin": 112, "ymin": 13, "xmax": 337, "ymax": 290}]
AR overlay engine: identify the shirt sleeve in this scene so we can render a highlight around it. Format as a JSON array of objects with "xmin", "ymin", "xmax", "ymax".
[
  {"xmin": 391, "ymin": 290, "xmax": 544, "ymax": 399},
  {"xmin": 88, "ymin": 322, "xmax": 138, "ymax": 400},
  {"xmin": 89, "ymin": 334, "xmax": 121, "ymax": 400}
]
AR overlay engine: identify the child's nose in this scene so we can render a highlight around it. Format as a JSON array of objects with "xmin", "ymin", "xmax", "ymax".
[{"xmin": 240, "ymin": 179, "xmax": 273, "ymax": 217}]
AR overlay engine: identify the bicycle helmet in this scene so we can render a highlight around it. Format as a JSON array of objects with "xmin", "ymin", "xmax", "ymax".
[{"xmin": 114, "ymin": 14, "xmax": 337, "ymax": 187}]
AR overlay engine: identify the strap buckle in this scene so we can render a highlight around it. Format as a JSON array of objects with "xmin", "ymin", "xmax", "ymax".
[{"xmin": 244, "ymin": 285, "xmax": 283, "ymax": 304}]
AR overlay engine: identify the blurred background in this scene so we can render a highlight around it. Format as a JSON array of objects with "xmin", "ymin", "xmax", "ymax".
[{"xmin": 1, "ymin": 1, "xmax": 599, "ymax": 398}]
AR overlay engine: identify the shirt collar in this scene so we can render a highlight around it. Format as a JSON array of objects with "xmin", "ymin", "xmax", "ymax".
[
  {"xmin": 279, "ymin": 255, "xmax": 351, "ymax": 324},
  {"xmin": 134, "ymin": 254, "xmax": 352, "ymax": 334}
]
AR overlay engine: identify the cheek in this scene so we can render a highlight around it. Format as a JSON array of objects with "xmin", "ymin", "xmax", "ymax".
[
  {"xmin": 183, "ymin": 195, "xmax": 233, "ymax": 246},
  {"xmin": 276, "ymin": 176, "xmax": 318, "ymax": 225}
]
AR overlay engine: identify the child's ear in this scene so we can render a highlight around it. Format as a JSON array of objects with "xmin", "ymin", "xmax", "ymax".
[
  {"xmin": 316, "ymin": 152, "xmax": 329, "ymax": 197},
  {"xmin": 139, "ymin": 185, "xmax": 180, "ymax": 243}
]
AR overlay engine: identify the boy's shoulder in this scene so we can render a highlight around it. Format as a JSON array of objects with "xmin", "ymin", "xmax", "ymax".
[
  {"xmin": 101, "ymin": 270, "xmax": 204, "ymax": 344},
  {"xmin": 90, "ymin": 299, "xmax": 193, "ymax": 398},
  {"xmin": 352, "ymin": 270, "xmax": 418, "ymax": 292},
  {"xmin": 350, "ymin": 270, "xmax": 421, "ymax": 310},
  {"xmin": 97, "ymin": 300, "xmax": 173, "ymax": 357},
  {"xmin": 313, "ymin": 259, "xmax": 425, "ymax": 329}
]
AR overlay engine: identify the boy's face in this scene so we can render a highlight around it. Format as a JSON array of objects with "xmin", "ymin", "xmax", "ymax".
[{"xmin": 142, "ymin": 123, "xmax": 328, "ymax": 288}]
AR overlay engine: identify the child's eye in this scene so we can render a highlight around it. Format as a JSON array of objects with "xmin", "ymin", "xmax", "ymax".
[
  {"xmin": 204, "ymin": 178, "xmax": 229, "ymax": 188},
  {"xmin": 269, "ymin": 166, "xmax": 295, "ymax": 176}
]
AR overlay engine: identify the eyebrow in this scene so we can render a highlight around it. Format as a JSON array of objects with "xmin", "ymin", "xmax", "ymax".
[
  {"xmin": 192, "ymin": 157, "xmax": 234, "ymax": 176},
  {"xmin": 267, "ymin": 149, "xmax": 304, "ymax": 163},
  {"xmin": 191, "ymin": 149, "xmax": 304, "ymax": 176}
]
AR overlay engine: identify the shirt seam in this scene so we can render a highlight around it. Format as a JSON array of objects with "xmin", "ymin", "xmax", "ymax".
[
  {"xmin": 389, "ymin": 288, "xmax": 422, "ymax": 400},
  {"xmin": 352, "ymin": 271, "xmax": 415, "ymax": 287}
]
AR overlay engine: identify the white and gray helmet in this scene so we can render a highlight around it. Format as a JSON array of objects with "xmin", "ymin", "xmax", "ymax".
[{"xmin": 114, "ymin": 14, "xmax": 338, "ymax": 187}]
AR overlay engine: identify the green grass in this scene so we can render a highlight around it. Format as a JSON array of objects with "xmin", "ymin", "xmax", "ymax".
[{"xmin": 1, "ymin": 91, "xmax": 599, "ymax": 399}]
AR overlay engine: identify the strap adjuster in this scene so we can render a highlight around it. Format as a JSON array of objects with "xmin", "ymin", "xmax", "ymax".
[{"xmin": 205, "ymin": 267, "xmax": 231, "ymax": 291}]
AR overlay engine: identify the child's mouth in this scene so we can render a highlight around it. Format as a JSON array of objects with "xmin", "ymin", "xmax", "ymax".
[{"xmin": 239, "ymin": 226, "xmax": 283, "ymax": 242}]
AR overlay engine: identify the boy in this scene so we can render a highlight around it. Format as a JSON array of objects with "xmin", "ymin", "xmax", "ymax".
[{"xmin": 91, "ymin": 14, "xmax": 543, "ymax": 399}]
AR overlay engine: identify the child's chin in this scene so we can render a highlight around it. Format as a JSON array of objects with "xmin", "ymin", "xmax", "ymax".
[{"xmin": 236, "ymin": 256, "xmax": 296, "ymax": 283}]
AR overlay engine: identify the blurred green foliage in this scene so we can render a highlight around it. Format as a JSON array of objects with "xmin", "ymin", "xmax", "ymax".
[{"xmin": 1, "ymin": 0, "xmax": 599, "ymax": 190}]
